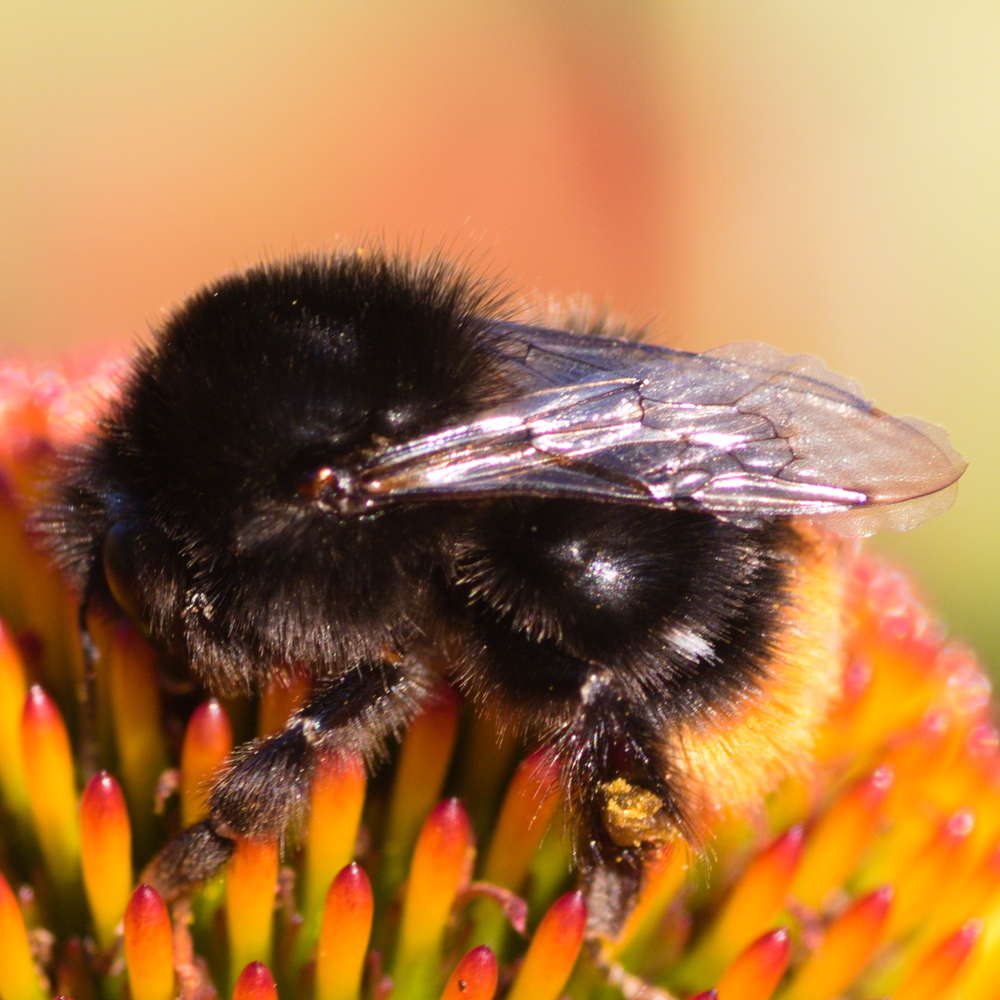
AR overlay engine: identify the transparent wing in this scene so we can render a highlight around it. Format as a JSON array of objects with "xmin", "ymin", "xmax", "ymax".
[{"xmin": 358, "ymin": 322, "xmax": 965, "ymax": 536}]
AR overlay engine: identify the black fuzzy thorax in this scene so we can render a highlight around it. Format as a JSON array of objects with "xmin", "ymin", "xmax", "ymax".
[{"xmin": 44, "ymin": 254, "xmax": 506, "ymax": 689}]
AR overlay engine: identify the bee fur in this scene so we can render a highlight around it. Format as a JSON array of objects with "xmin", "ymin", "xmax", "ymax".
[{"xmin": 38, "ymin": 249, "xmax": 960, "ymax": 936}]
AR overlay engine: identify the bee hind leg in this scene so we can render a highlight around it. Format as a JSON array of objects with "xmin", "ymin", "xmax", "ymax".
[
  {"xmin": 145, "ymin": 655, "xmax": 434, "ymax": 899},
  {"xmin": 557, "ymin": 671, "xmax": 687, "ymax": 939}
]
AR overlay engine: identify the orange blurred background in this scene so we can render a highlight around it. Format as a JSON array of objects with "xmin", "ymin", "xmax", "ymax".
[{"xmin": 4, "ymin": 2, "xmax": 997, "ymax": 664}]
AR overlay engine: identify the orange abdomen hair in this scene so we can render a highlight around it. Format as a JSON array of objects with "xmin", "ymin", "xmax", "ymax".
[{"xmin": 666, "ymin": 524, "xmax": 849, "ymax": 831}]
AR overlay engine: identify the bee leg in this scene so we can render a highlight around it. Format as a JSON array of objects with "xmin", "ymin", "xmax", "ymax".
[
  {"xmin": 559, "ymin": 671, "xmax": 685, "ymax": 938},
  {"xmin": 76, "ymin": 564, "xmax": 111, "ymax": 780},
  {"xmin": 76, "ymin": 598, "xmax": 101, "ymax": 778},
  {"xmin": 147, "ymin": 655, "xmax": 433, "ymax": 898}
]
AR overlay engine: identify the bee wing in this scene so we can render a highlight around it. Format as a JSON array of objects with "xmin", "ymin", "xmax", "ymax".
[{"xmin": 359, "ymin": 323, "xmax": 964, "ymax": 536}]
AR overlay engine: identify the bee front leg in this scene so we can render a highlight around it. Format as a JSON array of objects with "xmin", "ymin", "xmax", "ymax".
[
  {"xmin": 557, "ymin": 671, "xmax": 687, "ymax": 938},
  {"xmin": 147, "ymin": 654, "xmax": 434, "ymax": 899}
]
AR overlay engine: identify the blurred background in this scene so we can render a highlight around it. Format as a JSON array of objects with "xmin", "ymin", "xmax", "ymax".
[{"xmin": 3, "ymin": 2, "xmax": 997, "ymax": 666}]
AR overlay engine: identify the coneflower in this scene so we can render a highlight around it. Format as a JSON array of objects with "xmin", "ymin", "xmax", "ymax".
[{"xmin": 0, "ymin": 358, "xmax": 996, "ymax": 1000}]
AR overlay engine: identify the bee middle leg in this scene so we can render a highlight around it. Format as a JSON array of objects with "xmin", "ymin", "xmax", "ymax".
[{"xmin": 147, "ymin": 654, "xmax": 435, "ymax": 898}]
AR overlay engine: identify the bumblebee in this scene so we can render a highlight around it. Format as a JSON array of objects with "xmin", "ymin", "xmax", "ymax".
[{"xmin": 41, "ymin": 251, "xmax": 964, "ymax": 932}]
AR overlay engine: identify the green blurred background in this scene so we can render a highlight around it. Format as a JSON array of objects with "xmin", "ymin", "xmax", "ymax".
[{"xmin": 3, "ymin": 2, "xmax": 997, "ymax": 667}]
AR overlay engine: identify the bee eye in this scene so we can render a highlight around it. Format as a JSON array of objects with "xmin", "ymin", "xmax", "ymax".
[{"xmin": 102, "ymin": 521, "xmax": 146, "ymax": 624}]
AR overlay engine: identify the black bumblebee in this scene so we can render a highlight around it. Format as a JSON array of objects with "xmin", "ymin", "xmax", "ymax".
[{"xmin": 42, "ymin": 251, "xmax": 964, "ymax": 933}]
